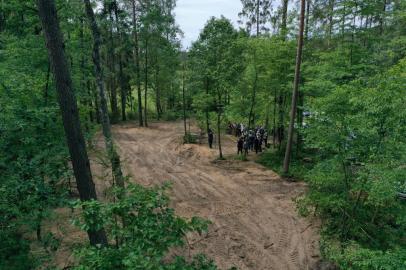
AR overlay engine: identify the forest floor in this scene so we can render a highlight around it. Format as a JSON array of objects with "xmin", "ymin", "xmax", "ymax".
[{"xmin": 48, "ymin": 121, "xmax": 321, "ymax": 270}]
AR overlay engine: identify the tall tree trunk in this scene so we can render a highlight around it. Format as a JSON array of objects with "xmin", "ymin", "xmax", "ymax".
[
  {"xmin": 205, "ymin": 77, "xmax": 210, "ymax": 133},
  {"xmin": 297, "ymin": 0, "xmax": 311, "ymax": 153},
  {"xmin": 37, "ymin": 0, "xmax": 107, "ymax": 247},
  {"xmin": 341, "ymin": 3, "xmax": 346, "ymax": 39},
  {"xmin": 87, "ymin": 81, "xmax": 95, "ymax": 123},
  {"xmin": 283, "ymin": 0, "xmax": 306, "ymax": 174},
  {"xmin": 44, "ymin": 61, "xmax": 51, "ymax": 106},
  {"xmin": 182, "ymin": 62, "xmax": 187, "ymax": 138},
  {"xmin": 113, "ymin": 2, "xmax": 127, "ymax": 122},
  {"xmin": 119, "ymin": 56, "xmax": 127, "ymax": 121},
  {"xmin": 84, "ymin": 0, "xmax": 125, "ymax": 191},
  {"xmin": 154, "ymin": 64, "xmax": 162, "ymax": 120},
  {"xmin": 248, "ymin": 63, "xmax": 258, "ymax": 129},
  {"xmin": 350, "ymin": 2, "xmax": 357, "ymax": 66},
  {"xmin": 94, "ymin": 82, "xmax": 100, "ymax": 124},
  {"xmin": 327, "ymin": 0, "xmax": 335, "ymax": 46},
  {"xmin": 379, "ymin": 0, "xmax": 387, "ymax": 34},
  {"xmin": 304, "ymin": 0, "xmax": 310, "ymax": 41},
  {"xmin": 144, "ymin": 38, "xmax": 149, "ymax": 127},
  {"xmin": 281, "ymin": 0, "xmax": 289, "ymax": 39},
  {"xmin": 216, "ymin": 93, "xmax": 223, "ymax": 159},
  {"xmin": 264, "ymin": 100, "xmax": 270, "ymax": 131},
  {"xmin": 277, "ymin": 93, "xmax": 285, "ymax": 149},
  {"xmin": 132, "ymin": 1, "xmax": 143, "ymax": 126},
  {"xmin": 108, "ymin": 8, "xmax": 119, "ymax": 123},
  {"xmin": 296, "ymin": 92, "xmax": 304, "ymax": 154},
  {"xmin": 79, "ymin": 18, "xmax": 91, "ymax": 129},
  {"xmin": 256, "ymin": 0, "xmax": 260, "ymax": 36},
  {"xmin": 273, "ymin": 88, "xmax": 277, "ymax": 147},
  {"xmin": 278, "ymin": 0, "xmax": 289, "ymax": 147}
]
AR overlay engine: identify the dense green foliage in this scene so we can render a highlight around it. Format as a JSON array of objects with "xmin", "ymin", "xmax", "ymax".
[
  {"xmin": 0, "ymin": 0, "xmax": 211, "ymax": 269},
  {"xmin": 72, "ymin": 183, "xmax": 216, "ymax": 270},
  {"xmin": 1, "ymin": 0, "xmax": 406, "ymax": 269},
  {"xmin": 186, "ymin": 1, "xmax": 406, "ymax": 269}
]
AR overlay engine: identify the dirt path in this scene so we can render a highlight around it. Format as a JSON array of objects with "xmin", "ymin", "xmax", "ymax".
[{"xmin": 99, "ymin": 121, "xmax": 320, "ymax": 270}]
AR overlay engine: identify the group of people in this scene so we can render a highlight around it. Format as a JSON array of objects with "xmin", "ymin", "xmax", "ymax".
[
  {"xmin": 207, "ymin": 123, "xmax": 269, "ymax": 156},
  {"xmin": 236, "ymin": 126, "xmax": 268, "ymax": 156}
]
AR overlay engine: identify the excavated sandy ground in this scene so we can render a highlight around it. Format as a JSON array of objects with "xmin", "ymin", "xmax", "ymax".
[
  {"xmin": 46, "ymin": 121, "xmax": 320, "ymax": 269},
  {"xmin": 98, "ymin": 121, "xmax": 321, "ymax": 270}
]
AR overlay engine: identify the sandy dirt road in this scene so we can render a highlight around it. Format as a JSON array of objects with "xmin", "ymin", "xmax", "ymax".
[{"xmin": 94, "ymin": 121, "xmax": 320, "ymax": 270}]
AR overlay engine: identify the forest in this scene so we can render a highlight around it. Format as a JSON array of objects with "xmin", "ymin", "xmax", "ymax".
[{"xmin": 0, "ymin": 0, "xmax": 405, "ymax": 269}]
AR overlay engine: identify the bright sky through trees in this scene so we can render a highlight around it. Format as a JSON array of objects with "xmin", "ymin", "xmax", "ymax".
[{"xmin": 175, "ymin": 0, "xmax": 242, "ymax": 48}]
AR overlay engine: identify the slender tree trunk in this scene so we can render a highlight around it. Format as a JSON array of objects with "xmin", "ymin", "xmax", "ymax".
[
  {"xmin": 296, "ymin": 92, "xmax": 304, "ymax": 154},
  {"xmin": 94, "ymin": 83, "xmax": 100, "ymax": 124},
  {"xmin": 379, "ymin": 0, "xmax": 387, "ymax": 34},
  {"xmin": 113, "ymin": 2, "xmax": 127, "ymax": 122},
  {"xmin": 283, "ymin": 0, "xmax": 306, "ymax": 174},
  {"xmin": 256, "ymin": 0, "xmax": 260, "ymax": 36},
  {"xmin": 154, "ymin": 64, "xmax": 162, "ymax": 120},
  {"xmin": 108, "ymin": 8, "xmax": 119, "ymax": 123},
  {"xmin": 44, "ymin": 62, "xmax": 51, "ymax": 106},
  {"xmin": 37, "ymin": 0, "xmax": 107, "ymax": 246},
  {"xmin": 297, "ymin": 0, "xmax": 311, "ymax": 153},
  {"xmin": 341, "ymin": 2, "xmax": 346, "ymax": 39},
  {"xmin": 119, "ymin": 56, "xmax": 127, "ymax": 121},
  {"xmin": 281, "ymin": 0, "xmax": 289, "ymax": 39},
  {"xmin": 205, "ymin": 77, "xmax": 210, "ymax": 133},
  {"xmin": 216, "ymin": 93, "xmax": 223, "ymax": 159},
  {"xmin": 305, "ymin": 0, "xmax": 310, "ymax": 41},
  {"xmin": 277, "ymin": 93, "xmax": 285, "ymax": 149},
  {"xmin": 248, "ymin": 63, "xmax": 258, "ymax": 129},
  {"xmin": 327, "ymin": 0, "xmax": 335, "ymax": 46},
  {"xmin": 132, "ymin": 0, "xmax": 143, "ymax": 126},
  {"xmin": 87, "ymin": 81, "xmax": 95, "ymax": 123},
  {"xmin": 182, "ymin": 62, "xmax": 187, "ymax": 139},
  {"xmin": 350, "ymin": 3, "xmax": 357, "ymax": 66},
  {"xmin": 279, "ymin": 0, "xmax": 289, "ymax": 147},
  {"xmin": 84, "ymin": 0, "xmax": 125, "ymax": 191},
  {"xmin": 80, "ymin": 18, "xmax": 91, "ymax": 129},
  {"xmin": 144, "ymin": 38, "xmax": 149, "ymax": 127},
  {"xmin": 273, "ymin": 88, "xmax": 277, "ymax": 147},
  {"xmin": 265, "ymin": 99, "xmax": 271, "ymax": 131}
]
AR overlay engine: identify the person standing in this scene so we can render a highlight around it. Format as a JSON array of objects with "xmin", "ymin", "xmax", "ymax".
[
  {"xmin": 237, "ymin": 137, "xmax": 244, "ymax": 155},
  {"xmin": 249, "ymin": 131, "xmax": 255, "ymax": 151},
  {"xmin": 264, "ymin": 131, "xmax": 269, "ymax": 148},
  {"xmin": 208, "ymin": 128, "xmax": 214, "ymax": 149},
  {"xmin": 254, "ymin": 136, "xmax": 260, "ymax": 154},
  {"xmin": 243, "ymin": 139, "xmax": 249, "ymax": 156}
]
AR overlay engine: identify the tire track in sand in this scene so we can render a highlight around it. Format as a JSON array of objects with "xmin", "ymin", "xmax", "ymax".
[{"xmin": 109, "ymin": 121, "xmax": 320, "ymax": 270}]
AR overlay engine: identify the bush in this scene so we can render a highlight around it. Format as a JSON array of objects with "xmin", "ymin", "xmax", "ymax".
[
  {"xmin": 72, "ymin": 183, "xmax": 217, "ymax": 270},
  {"xmin": 257, "ymin": 147, "xmax": 315, "ymax": 180},
  {"xmin": 163, "ymin": 110, "xmax": 182, "ymax": 121},
  {"xmin": 183, "ymin": 132, "xmax": 198, "ymax": 144}
]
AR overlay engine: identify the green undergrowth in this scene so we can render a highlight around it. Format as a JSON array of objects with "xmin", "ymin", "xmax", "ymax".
[
  {"xmin": 71, "ymin": 182, "xmax": 219, "ymax": 270},
  {"xmin": 183, "ymin": 132, "xmax": 198, "ymax": 144},
  {"xmin": 257, "ymin": 146, "xmax": 317, "ymax": 180}
]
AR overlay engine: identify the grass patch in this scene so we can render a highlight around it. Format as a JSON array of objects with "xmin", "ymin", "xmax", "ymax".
[
  {"xmin": 257, "ymin": 147, "xmax": 316, "ymax": 181},
  {"xmin": 183, "ymin": 132, "xmax": 198, "ymax": 144},
  {"xmin": 233, "ymin": 154, "xmax": 248, "ymax": 161}
]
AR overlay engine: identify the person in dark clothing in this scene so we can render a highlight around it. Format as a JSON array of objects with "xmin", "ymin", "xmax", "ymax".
[
  {"xmin": 264, "ymin": 131, "xmax": 268, "ymax": 148},
  {"xmin": 258, "ymin": 135, "xmax": 263, "ymax": 152},
  {"xmin": 249, "ymin": 132, "xmax": 255, "ymax": 151},
  {"xmin": 254, "ymin": 136, "xmax": 260, "ymax": 154},
  {"xmin": 237, "ymin": 137, "xmax": 244, "ymax": 155},
  {"xmin": 243, "ymin": 139, "xmax": 249, "ymax": 156},
  {"xmin": 208, "ymin": 128, "xmax": 214, "ymax": 149}
]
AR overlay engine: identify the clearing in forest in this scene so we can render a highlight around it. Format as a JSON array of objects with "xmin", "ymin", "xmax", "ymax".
[{"xmin": 93, "ymin": 121, "xmax": 320, "ymax": 270}]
